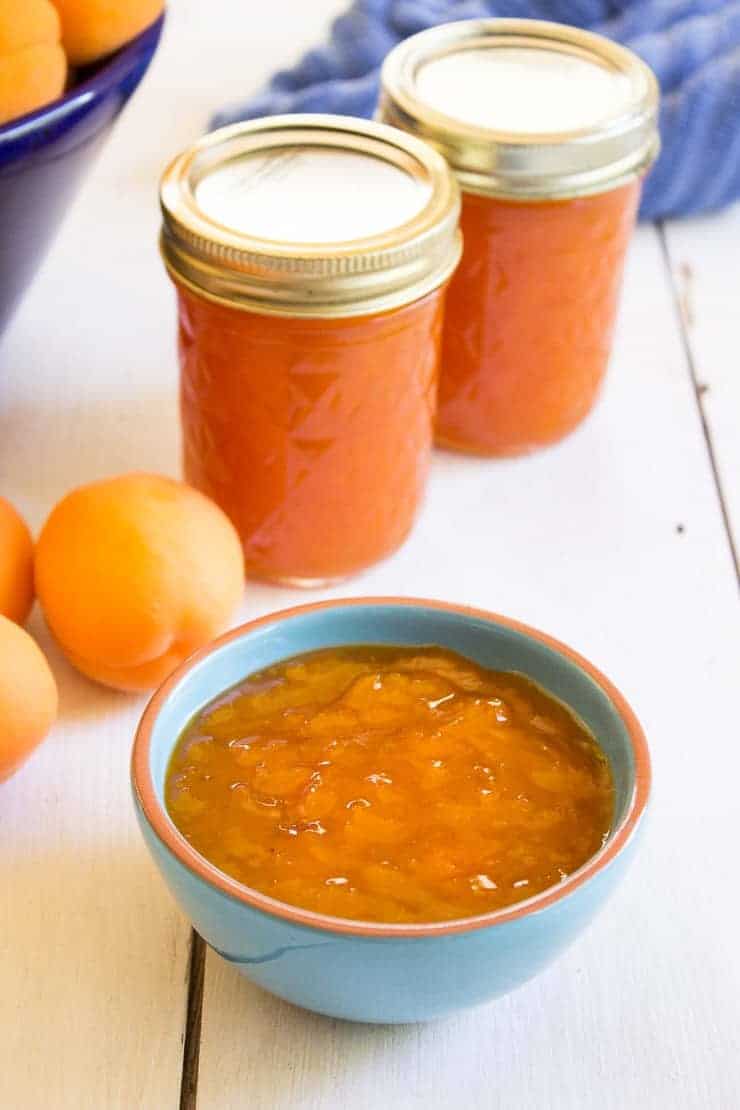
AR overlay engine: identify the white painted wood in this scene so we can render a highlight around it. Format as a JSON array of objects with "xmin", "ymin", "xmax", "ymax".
[
  {"xmin": 2, "ymin": 1, "xmax": 738, "ymax": 1107},
  {"xmin": 196, "ymin": 226, "xmax": 740, "ymax": 1109},
  {"xmin": 0, "ymin": 3, "xmax": 347, "ymax": 1108},
  {"xmin": 662, "ymin": 211, "xmax": 740, "ymax": 564}
]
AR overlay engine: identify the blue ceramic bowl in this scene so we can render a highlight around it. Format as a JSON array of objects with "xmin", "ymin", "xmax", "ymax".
[
  {"xmin": 0, "ymin": 15, "xmax": 164, "ymax": 333},
  {"xmin": 132, "ymin": 598, "xmax": 650, "ymax": 1024}
]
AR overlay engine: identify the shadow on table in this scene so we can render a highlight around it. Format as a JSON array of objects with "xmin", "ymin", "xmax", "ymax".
[
  {"xmin": 25, "ymin": 606, "xmax": 142, "ymax": 725},
  {"xmin": 196, "ymin": 946, "xmax": 564, "ymax": 1107}
]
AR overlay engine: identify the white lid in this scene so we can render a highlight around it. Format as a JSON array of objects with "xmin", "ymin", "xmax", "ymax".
[
  {"xmin": 160, "ymin": 115, "xmax": 461, "ymax": 318},
  {"xmin": 195, "ymin": 145, "xmax": 433, "ymax": 244},
  {"xmin": 415, "ymin": 45, "xmax": 635, "ymax": 135},
  {"xmin": 379, "ymin": 19, "xmax": 660, "ymax": 200}
]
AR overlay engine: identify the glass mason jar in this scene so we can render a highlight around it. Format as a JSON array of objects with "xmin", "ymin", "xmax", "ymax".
[
  {"xmin": 379, "ymin": 20, "xmax": 660, "ymax": 456},
  {"xmin": 160, "ymin": 116, "xmax": 460, "ymax": 584}
]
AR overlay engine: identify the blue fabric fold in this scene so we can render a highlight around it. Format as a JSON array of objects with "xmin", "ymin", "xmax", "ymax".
[{"xmin": 212, "ymin": 1, "xmax": 740, "ymax": 219}]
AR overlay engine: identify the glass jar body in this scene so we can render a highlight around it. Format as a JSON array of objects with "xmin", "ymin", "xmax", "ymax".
[
  {"xmin": 176, "ymin": 284, "xmax": 447, "ymax": 585},
  {"xmin": 436, "ymin": 181, "xmax": 641, "ymax": 456}
]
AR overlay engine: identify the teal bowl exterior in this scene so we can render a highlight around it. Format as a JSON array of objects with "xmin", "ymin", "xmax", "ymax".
[{"xmin": 132, "ymin": 599, "xmax": 650, "ymax": 1024}]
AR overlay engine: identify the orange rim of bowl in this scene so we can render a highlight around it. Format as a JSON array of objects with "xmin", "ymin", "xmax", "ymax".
[{"xmin": 132, "ymin": 597, "xmax": 651, "ymax": 938}]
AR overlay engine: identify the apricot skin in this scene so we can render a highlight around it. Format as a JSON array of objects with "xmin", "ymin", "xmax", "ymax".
[
  {"xmin": 0, "ymin": 0, "xmax": 66, "ymax": 126},
  {"xmin": 50, "ymin": 0, "xmax": 164, "ymax": 65},
  {"xmin": 0, "ymin": 615, "xmax": 58, "ymax": 782},
  {"xmin": 0, "ymin": 496, "xmax": 35, "ymax": 625},
  {"xmin": 35, "ymin": 473, "xmax": 245, "ymax": 693}
]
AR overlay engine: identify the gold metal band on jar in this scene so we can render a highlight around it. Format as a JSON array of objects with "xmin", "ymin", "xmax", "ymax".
[
  {"xmin": 378, "ymin": 19, "xmax": 660, "ymax": 201},
  {"xmin": 160, "ymin": 115, "xmax": 461, "ymax": 318}
]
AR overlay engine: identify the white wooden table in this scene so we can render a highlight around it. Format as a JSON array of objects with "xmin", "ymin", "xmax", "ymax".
[{"xmin": 2, "ymin": 3, "xmax": 739, "ymax": 1107}]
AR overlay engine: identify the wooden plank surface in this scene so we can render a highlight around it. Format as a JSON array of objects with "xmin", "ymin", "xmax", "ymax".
[
  {"xmin": 0, "ymin": 4, "xmax": 347, "ymax": 1108},
  {"xmin": 1, "ymin": 2, "xmax": 738, "ymax": 1107},
  {"xmin": 195, "ymin": 226, "xmax": 740, "ymax": 1109},
  {"xmin": 661, "ymin": 214, "xmax": 740, "ymax": 576}
]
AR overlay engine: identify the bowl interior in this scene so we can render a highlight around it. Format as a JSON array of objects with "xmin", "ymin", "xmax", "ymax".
[{"xmin": 145, "ymin": 602, "xmax": 637, "ymax": 834}]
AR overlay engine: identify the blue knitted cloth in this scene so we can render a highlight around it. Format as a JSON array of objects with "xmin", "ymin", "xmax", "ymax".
[{"xmin": 212, "ymin": 1, "xmax": 740, "ymax": 219}]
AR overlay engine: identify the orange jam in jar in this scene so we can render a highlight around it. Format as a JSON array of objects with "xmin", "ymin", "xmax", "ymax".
[
  {"xmin": 165, "ymin": 645, "xmax": 614, "ymax": 925},
  {"xmin": 160, "ymin": 117, "xmax": 461, "ymax": 584},
  {"xmin": 379, "ymin": 20, "xmax": 660, "ymax": 455}
]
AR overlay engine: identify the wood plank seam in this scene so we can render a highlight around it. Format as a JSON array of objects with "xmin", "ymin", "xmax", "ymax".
[
  {"xmin": 657, "ymin": 220, "xmax": 740, "ymax": 588},
  {"xmin": 180, "ymin": 930, "xmax": 207, "ymax": 1110}
]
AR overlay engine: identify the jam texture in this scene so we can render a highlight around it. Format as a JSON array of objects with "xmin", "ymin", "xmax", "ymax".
[
  {"xmin": 437, "ymin": 183, "xmax": 641, "ymax": 455},
  {"xmin": 166, "ymin": 646, "xmax": 614, "ymax": 924},
  {"xmin": 178, "ymin": 288, "xmax": 446, "ymax": 583}
]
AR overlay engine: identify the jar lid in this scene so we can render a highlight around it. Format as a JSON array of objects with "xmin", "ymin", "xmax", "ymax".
[
  {"xmin": 160, "ymin": 115, "xmax": 461, "ymax": 318},
  {"xmin": 379, "ymin": 19, "xmax": 660, "ymax": 200}
]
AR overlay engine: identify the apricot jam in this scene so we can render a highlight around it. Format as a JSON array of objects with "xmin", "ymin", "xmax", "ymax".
[
  {"xmin": 160, "ymin": 116, "xmax": 460, "ymax": 584},
  {"xmin": 436, "ymin": 184, "xmax": 640, "ymax": 454},
  {"xmin": 177, "ymin": 286, "xmax": 445, "ymax": 584},
  {"xmin": 379, "ymin": 20, "xmax": 660, "ymax": 456},
  {"xmin": 165, "ymin": 646, "xmax": 614, "ymax": 924}
]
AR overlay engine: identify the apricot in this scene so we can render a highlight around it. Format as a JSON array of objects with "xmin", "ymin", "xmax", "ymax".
[
  {"xmin": 0, "ymin": 615, "xmax": 58, "ymax": 782},
  {"xmin": 0, "ymin": 0, "xmax": 66, "ymax": 126},
  {"xmin": 35, "ymin": 473, "xmax": 245, "ymax": 692},
  {"xmin": 0, "ymin": 496, "xmax": 34, "ymax": 624},
  {"xmin": 51, "ymin": 0, "xmax": 163, "ymax": 65}
]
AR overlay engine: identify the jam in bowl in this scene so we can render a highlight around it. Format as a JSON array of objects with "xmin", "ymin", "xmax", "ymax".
[{"xmin": 132, "ymin": 598, "xmax": 650, "ymax": 1023}]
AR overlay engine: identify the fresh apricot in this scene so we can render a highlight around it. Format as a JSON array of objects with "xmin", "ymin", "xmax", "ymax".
[
  {"xmin": 0, "ymin": 0, "xmax": 66, "ymax": 126},
  {"xmin": 35, "ymin": 473, "xmax": 245, "ymax": 692},
  {"xmin": 0, "ymin": 615, "xmax": 58, "ymax": 781},
  {"xmin": 0, "ymin": 496, "xmax": 34, "ymax": 625},
  {"xmin": 50, "ymin": 0, "xmax": 163, "ymax": 65}
]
